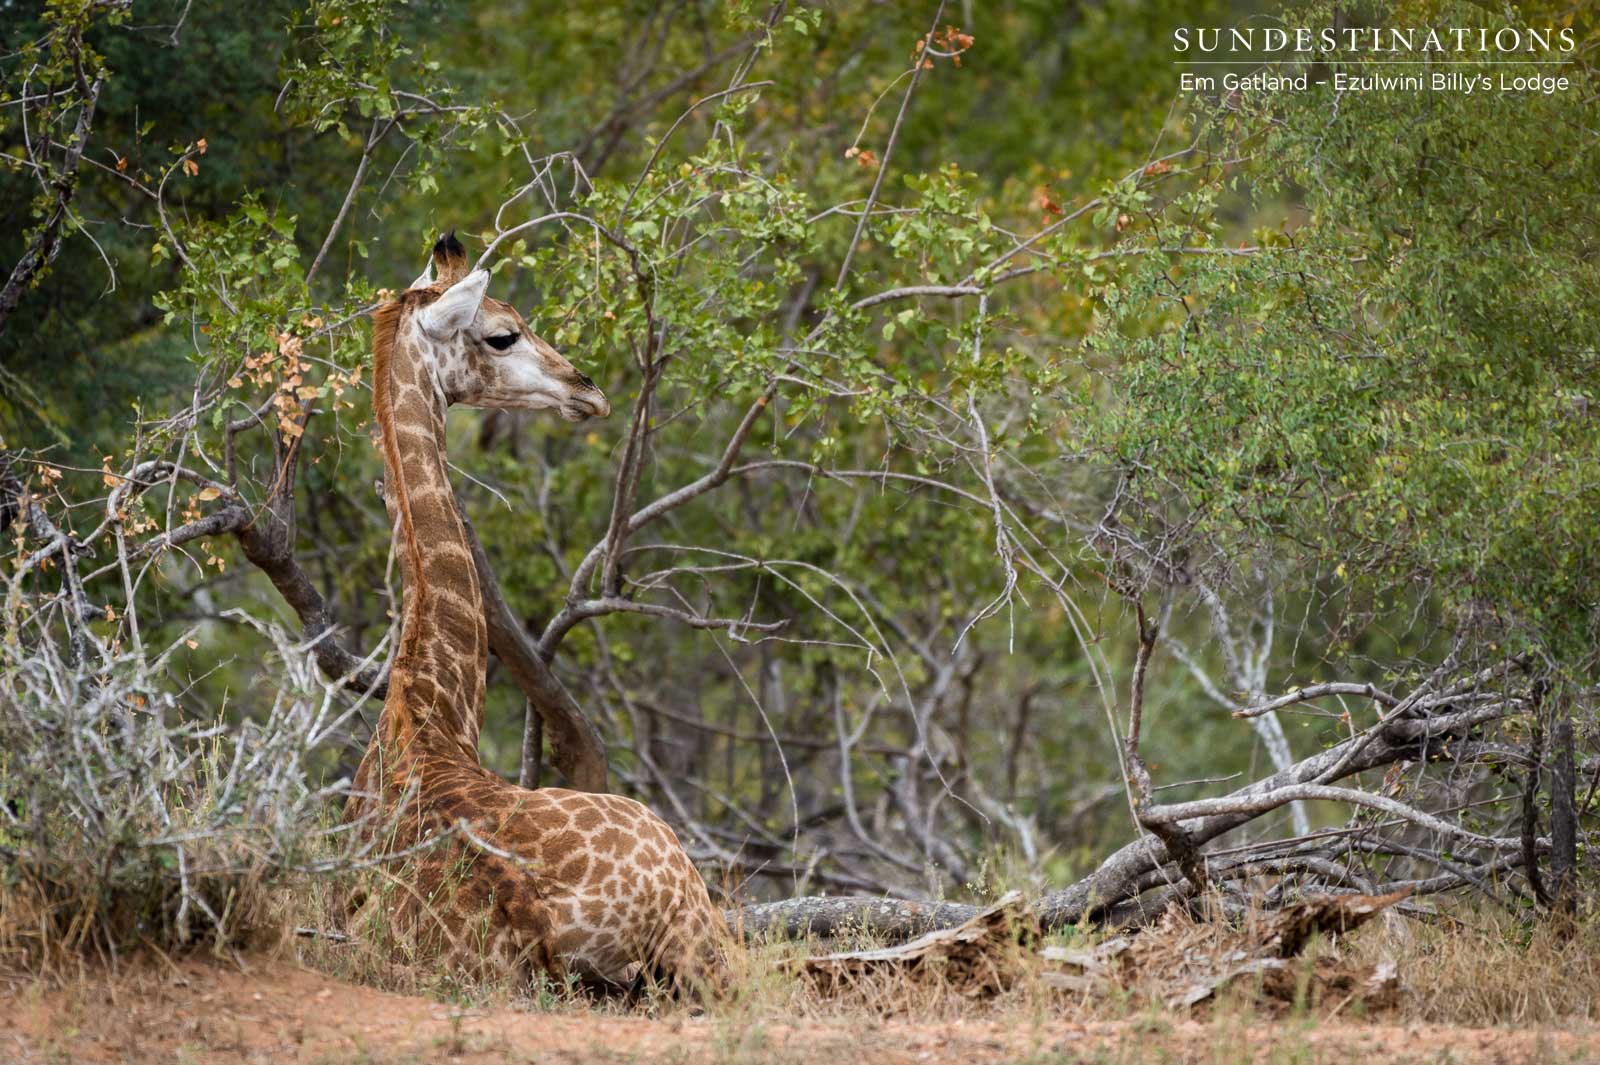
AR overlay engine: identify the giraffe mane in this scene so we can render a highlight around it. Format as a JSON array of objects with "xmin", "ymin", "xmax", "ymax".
[{"xmin": 371, "ymin": 289, "xmax": 442, "ymax": 668}]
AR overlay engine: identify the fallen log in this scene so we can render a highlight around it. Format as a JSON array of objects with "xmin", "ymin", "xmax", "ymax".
[
  {"xmin": 727, "ymin": 884, "xmax": 1184, "ymax": 944},
  {"xmin": 733, "ymin": 895, "xmax": 987, "ymax": 941}
]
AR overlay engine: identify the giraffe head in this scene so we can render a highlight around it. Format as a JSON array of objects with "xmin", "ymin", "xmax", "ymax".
[{"xmin": 401, "ymin": 232, "xmax": 610, "ymax": 421}]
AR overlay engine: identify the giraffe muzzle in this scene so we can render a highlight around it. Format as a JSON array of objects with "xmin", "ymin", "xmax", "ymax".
[{"xmin": 561, "ymin": 390, "xmax": 611, "ymax": 421}]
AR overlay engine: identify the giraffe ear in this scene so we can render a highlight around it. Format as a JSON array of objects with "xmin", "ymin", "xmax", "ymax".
[
  {"xmin": 408, "ymin": 257, "xmax": 434, "ymax": 290},
  {"xmin": 431, "ymin": 229, "xmax": 470, "ymax": 286},
  {"xmin": 417, "ymin": 270, "xmax": 489, "ymax": 339}
]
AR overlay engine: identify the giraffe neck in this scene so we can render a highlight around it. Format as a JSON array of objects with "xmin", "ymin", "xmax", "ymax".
[{"xmin": 372, "ymin": 309, "xmax": 486, "ymax": 766}]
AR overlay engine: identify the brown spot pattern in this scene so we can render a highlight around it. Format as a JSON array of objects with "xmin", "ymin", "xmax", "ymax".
[{"xmin": 348, "ymin": 278, "xmax": 726, "ymax": 997}]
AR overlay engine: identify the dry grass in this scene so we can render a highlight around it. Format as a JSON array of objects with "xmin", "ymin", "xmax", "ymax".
[
  {"xmin": 8, "ymin": 802, "xmax": 1600, "ymax": 1064},
  {"xmin": 270, "ymin": 875, "xmax": 1600, "ymax": 1036},
  {"xmin": 7, "ymin": 878, "xmax": 1600, "ymax": 1065},
  {"xmin": 7, "ymin": 944, "xmax": 1597, "ymax": 1065},
  {"xmin": 12, "ymin": 818, "xmax": 1600, "ymax": 1045},
  {"xmin": 269, "ymin": 861, "xmax": 581, "ymax": 1012},
  {"xmin": 1345, "ymin": 904, "xmax": 1600, "ymax": 1027}
]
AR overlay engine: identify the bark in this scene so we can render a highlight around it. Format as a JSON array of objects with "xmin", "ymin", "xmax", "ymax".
[
  {"xmin": 733, "ymin": 896, "xmax": 984, "ymax": 941},
  {"xmin": 234, "ymin": 500, "xmax": 386, "ymax": 693},
  {"xmin": 1522, "ymin": 711, "xmax": 1552, "ymax": 907},
  {"xmin": 729, "ymin": 887, "xmax": 1186, "ymax": 944},
  {"xmin": 1550, "ymin": 714, "xmax": 1578, "ymax": 912}
]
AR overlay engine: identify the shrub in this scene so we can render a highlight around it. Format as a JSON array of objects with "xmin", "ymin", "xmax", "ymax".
[{"xmin": 0, "ymin": 616, "xmax": 367, "ymax": 970}]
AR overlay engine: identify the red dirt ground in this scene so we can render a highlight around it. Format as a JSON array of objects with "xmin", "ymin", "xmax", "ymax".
[{"xmin": 3, "ymin": 955, "xmax": 1597, "ymax": 1064}]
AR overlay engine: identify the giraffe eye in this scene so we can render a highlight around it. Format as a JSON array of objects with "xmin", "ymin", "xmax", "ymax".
[{"xmin": 484, "ymin": 332, "xmax": 519, "ymax": 351}]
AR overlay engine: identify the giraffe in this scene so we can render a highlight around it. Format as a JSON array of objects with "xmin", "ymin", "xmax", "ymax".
[{"xmin": 346, "ymin": 231, "xmax": 727, "ymax": 996}]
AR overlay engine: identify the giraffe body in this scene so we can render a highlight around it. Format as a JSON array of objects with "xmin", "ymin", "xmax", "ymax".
[{"xmin": 348, "ymin": 233, "xmax": 725, "ymax": 993}]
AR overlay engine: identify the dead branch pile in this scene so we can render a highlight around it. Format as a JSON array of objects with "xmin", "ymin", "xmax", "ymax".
[
  {"xmin": 1043, "ymin": 890, "xmax": 1409, "ymax": 1013},
  {"xmin": 792, "ymin": 887, "xmax": 1408, "ymax": 1017},
  {"xmin": 797, "ymin": 891, "xmax": 1037, "ymax": 1000}
]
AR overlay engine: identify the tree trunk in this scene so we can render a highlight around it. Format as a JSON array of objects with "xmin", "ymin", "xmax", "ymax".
[{"xmin": 1551, "ymin": 714, "xmax": 1578, "ymax": 912}]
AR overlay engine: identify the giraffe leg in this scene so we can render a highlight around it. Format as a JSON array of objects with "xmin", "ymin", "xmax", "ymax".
[{"xmin": 491, "ymin": 877, "xmax": 564, "ymax": 987}]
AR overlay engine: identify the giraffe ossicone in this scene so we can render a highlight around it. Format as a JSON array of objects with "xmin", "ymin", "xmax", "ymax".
[{"xmin": 347, "ymin": 230, "xmax": 726, "ymax": 996}]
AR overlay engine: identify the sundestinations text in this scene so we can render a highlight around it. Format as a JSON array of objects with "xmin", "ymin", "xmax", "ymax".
[{"xmin": 1173, "ymin": 26, "xmax": 1577, "ymax": 55}]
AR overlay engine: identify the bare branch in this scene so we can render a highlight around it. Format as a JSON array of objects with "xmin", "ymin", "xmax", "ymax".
[
  {"xmin": 1235, "ymin": 681, "xmax": 1400, "ymax": 719},
  {"xmin": 461, "ymin": 513, "xmax": 607, "ymax": 793},
  {"xmin": 0, "ymin": 78, "xmax": 101, "ymax": 336}
]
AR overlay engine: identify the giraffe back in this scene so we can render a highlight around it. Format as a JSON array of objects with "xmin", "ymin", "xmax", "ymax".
[{"xmin": 356, "ymin": 755, "xmax": 727, "ymax": 994}]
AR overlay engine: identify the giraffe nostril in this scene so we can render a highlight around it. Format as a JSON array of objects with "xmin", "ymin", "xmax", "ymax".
[{"xmin": 576, "ymin": 372, "xmax": 596, "ymax": 390}]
